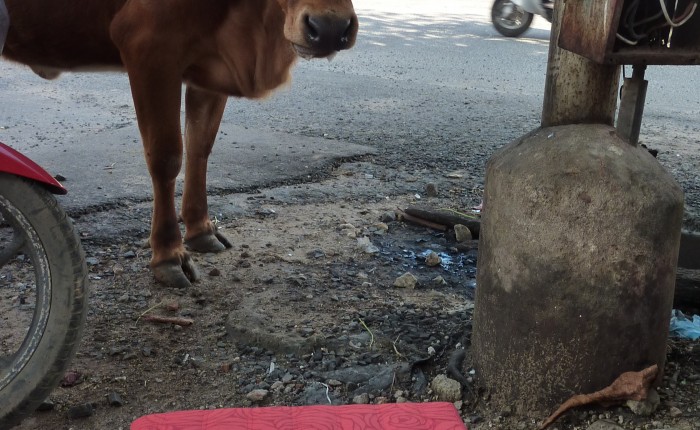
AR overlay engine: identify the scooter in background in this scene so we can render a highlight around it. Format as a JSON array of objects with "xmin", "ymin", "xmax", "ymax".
[{"xmin": 491, "ymin": 0, "xmax": 553, "ymax": 37}]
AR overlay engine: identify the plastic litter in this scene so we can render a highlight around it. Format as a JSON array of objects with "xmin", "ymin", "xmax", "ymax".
[{"xmin": 669, "ymin": 310, "xmax": 700, "ymax": 340}]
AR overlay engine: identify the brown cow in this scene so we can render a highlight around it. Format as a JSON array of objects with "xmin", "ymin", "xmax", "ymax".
[{"xmin": 1, "ymin": 0, "xmax": 358, "ymax": 288}]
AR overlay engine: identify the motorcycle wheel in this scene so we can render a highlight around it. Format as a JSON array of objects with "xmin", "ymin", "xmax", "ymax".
[
  {"xmin": 491, "ymin": 0, "xmax": 534, "ymax": 37},
  {"xmin": 0, "ymin": 173, "xmax": 88, "ymax": 428}
]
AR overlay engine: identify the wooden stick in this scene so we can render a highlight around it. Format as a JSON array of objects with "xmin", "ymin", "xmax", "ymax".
[
  {"xmin": 142, "ymin": 315, "xmax": 194, "ymax": 326},
  {"xmin": 395, "ymin": 209, "xmax": 447, "ymax": 231},
  {"xmin": 403, "ymin": 207, "xmax": 480, "ymax": 238}
]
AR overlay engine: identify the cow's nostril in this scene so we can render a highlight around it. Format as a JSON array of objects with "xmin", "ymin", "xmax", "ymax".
[
  {"xmin": 305, "ymin": 15, "xmax": 321, "ymax": 43},
  {"xmin": 340, "ymin": 18, "xmax": 352, "ymax": 44}
]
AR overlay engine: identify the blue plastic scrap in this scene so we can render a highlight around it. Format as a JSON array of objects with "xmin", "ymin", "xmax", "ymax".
[{"xmin": 669, "ymin": 310, "xmax": 700, "ymax": 340}]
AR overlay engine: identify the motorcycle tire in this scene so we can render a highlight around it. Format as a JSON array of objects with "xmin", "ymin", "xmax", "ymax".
[
  {"xmin": 491, "ymin": 0, "xmax": 534, "ymax": 37},
  {"xmin": 0, "ymin": 173, "xmax": 88, "ymax": 428}
]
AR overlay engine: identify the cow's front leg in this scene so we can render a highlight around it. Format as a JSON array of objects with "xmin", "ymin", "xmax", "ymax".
[
  {"xmin": 181, "ymin": 86, "xmax": 233, "ymax": 253},
  {"xmin": 126, "ymin": 69, "xmax": 199, "ymax": 289}
]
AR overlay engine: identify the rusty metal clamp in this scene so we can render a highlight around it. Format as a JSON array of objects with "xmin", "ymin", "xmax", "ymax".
[{"xmin": 0, "ymin": 0, "xmax": 8, "ymax": 54}]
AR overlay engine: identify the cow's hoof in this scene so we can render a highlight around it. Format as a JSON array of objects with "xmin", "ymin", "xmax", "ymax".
[
  {"xmin": 185, "ymin": 231, "xmax": 233, "ymax": 253},
  {"xmin": 153, "ymin": 257, "xmax": 200, "ymax": 289}
]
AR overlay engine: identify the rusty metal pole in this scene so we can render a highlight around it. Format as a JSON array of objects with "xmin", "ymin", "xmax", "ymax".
[{"xmin": 541, "ymin": 0, "xmax": 620, "ymax": 127}]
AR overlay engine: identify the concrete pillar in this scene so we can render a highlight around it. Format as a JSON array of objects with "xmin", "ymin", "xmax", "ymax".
[{"xmin": 472, "ymin": 124, "xmax": 684, "ymax": 413}]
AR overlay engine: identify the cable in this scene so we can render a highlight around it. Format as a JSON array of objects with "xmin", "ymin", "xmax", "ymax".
[
  {"xmin": 659, "ymin": 0, "xmax": 697, "ymax": 27},
  {"xmin": 616, "ymin": 32, "xmax": 639, "ymax": 45}
]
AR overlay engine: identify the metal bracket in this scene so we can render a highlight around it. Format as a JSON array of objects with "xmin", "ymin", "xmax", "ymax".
[
  {"xmin": 616, "ymin": 65, "xmax": 648, "ymax": 146},
  {"xmin": 0, "ymin": 0, "xmax": 8, "ymax": 55}
]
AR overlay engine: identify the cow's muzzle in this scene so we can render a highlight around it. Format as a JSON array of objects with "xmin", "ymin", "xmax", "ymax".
[{"xmin": 299, "ymin": 13, "xmax": 357, "ymax": 57}]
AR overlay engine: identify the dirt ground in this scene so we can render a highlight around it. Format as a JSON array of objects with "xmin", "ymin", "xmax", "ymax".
[
  {"xmin": 1, "ymin": 3, "xmax": 699, "ymax": 426},
  {"xmin": 2, "ymin": 159, "xmax": 697, "ymax": 430}
]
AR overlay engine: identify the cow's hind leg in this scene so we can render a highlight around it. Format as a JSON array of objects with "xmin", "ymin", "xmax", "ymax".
[{"xmin": 181, "ymin": 86, "xmax": 233, "ymax": 253}]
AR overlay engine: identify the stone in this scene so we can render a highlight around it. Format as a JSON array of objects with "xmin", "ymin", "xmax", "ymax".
[
  {"xmin": 585, "ymin": 420, "xmax": 623, "ymax": 430},
  {"xmin": 353, "ymin": 393, "xmax": 370, "ymax": 404},
  {"xmin": 301, "ymin": 382, "xmax": 333, "ymax": 405},
  {"xmin": 669, "ymin": 406, "xmax": 683, "ymax": 417},
  {"xmin": 625, "ymin": 388, "xmax": 660, "ymax": 416},
  {"xmin": 425, "ymin": 252, "xmax": 442, "ymax": 267},
  {"xmin": 245, "ymin": 389, "xmax": 269, "ymax": 402},
  {"xmin": 430, "ymin": 374, "xmax": 462, "ymax": 402},
  {"xmin": 432, "ymin": 276, "xmax": 448, "ymax": 287},
  {"xmin": 36, "ymin": 400, "xmax": 55, "ymax": 411},
  {"xmin": 107, "ymin": 392, "xmax": 124, "ymax": 407},
  {"xmin": 374, "ymin": 222, "xmax": 389, "ymax": 233},
  {"xmin": 357, "ymin": 237, "xmax": 379, "ymax": 254},
  {"xmin": 453, "ymin": 224, "xmax": 472, "ymax": 242},
  {"xmin": 379, "ymin": 212, "xmax": 396, "ymax": 223},
  {"xmin": 85, "ymin": 257, "xmax": 100, "ymax": 266},
  {"xmin": 66, "ymin": 403, "xmax": 95, "ymax": 420},
  {"xmin": 393, "ymin": 272, "xmax": 418, "ymax": 289}
]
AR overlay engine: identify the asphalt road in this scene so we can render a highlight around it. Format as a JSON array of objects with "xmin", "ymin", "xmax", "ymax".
[{"xmin": 0, "ymin": 0, "xmax": 698, "ymax": 219}]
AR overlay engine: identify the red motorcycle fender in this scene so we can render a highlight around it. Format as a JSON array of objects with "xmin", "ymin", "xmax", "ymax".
[{"xmin": 0, "ymin": 142, "xmax": 67, "ymax": 195}]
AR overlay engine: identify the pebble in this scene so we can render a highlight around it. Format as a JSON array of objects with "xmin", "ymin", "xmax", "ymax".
[
  {"xmin": 107, "ymin": 392, "xmax": 124, "ymax": 407},
  {"xmin": 626, "ymin": 388, "xmax": 659, "ymax": 416},
  {"xmin": 66, "ymin": 403, "xmax": 95, "ymax": 420},
  {"xmin": 373, "ymin": 222, "xmax": 389, "ymax": 233},
  {"xmin": 454, "ymin": 224, "xmax": 472, "ymax": 242},
  {"xmin": 271, "ymin": 381, "xmax": 284, "ymax": 391},
  {"xmin": 431, "ymin": 275, "xmax": 448, "ymax": 287},
  {"xmin": 425, "ymin": 252, "xmax": 442, "ymax": 267},
  {"xmin": 36, "ymin": 400, "xmax": 55, "ymax": 411},
  {"xmin": 669, "ymin": 406, "xmax": 683, "ymax": 417},
  {"xmin": 61, "ymin": 370, "xmax": 83, "ymax": 387},
  {"xmin": 430, "ymin": 375, "xmax": 462, "ymax": 402},
  {"xmin": 353, "ymin": 393, "xmax": 370, "ymax": 404},
  {"xmin": 425, "ymin": 183, "xmax": 438, "ymax": 197},
  {"xmin": 85, "ymin": 257, "xmax": 100, "ymax": 266},
  {"xmin": 245, "ymin": 389, "xmax": 269, "ymax": 403},
  {"xmin": 379, "ymin": 212, "xmax": 396, "ymax": 223},
  {"xmin": 585, "ymin": 420, "xmax": 623, "ymax": 430},
  {"xmin": 357, "ymin": 237, "xmax": 380, "ymax": 254},
  {"xmin": 393, "ymin": 272, "xmax": 418, "ymax": 289}
]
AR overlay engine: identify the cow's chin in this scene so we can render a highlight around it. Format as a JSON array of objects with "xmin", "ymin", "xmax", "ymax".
[{"xmin": 292, "ymin": 44, "xmax": 337, "ymax": 61}]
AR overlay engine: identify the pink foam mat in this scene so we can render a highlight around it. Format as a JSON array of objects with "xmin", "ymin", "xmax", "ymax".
[{"xmin": 131, "ymin": 402, "xmax": 467, "ymax": 430}]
